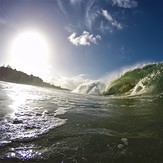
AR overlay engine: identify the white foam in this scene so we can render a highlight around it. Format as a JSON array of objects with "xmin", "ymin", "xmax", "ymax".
[
  {"xmin": 117, "ymin": 144, "xmax": 124, "ymax": 149},
  {"xmin": 1, "ymin": 109, "xmax": 66, "ymax": 142},
  {"xmin": 72, "ymin": 81, "xmax": 105, "ymax": 95},
  {"xmin": 121, "ymin": 138, "xmax": 128, "ymax": 145}
]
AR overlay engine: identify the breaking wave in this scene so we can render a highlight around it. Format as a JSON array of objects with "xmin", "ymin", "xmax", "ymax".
[
  {"xmin": 73, "ymin": 63, "xmax": 163, "ymax": 96},
  {"xmin": 103, "ymin": 63, "xmax": 163, "ymax": 96},
  {"xmin": 72, "ymin": 81, "xmax": 105, "ymax": 95}
]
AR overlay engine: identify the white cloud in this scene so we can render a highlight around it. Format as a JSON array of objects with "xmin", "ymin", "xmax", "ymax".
[
  {"xmin": 102, "ymin": 10, "xmax": 113, "ymax": 22},
  {"xmin": 111, "ymin": 0, "xmax": 138, "ymax": 8},
  {"xmin": 68, "ymin": 31, "xmax": 101, "ymax": 46},
  {"xmin": 102, "ymin": 10, "xmax": 123, "ymax": 30}
]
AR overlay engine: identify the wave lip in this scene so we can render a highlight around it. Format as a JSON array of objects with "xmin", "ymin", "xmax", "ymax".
[{"xmin": 103, "ymin": 63, "xmax": 163, "ymax": 96}]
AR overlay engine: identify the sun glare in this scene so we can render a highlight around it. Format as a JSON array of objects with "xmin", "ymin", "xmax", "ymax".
[{"xmin": 9, "ymin": 31, "xmax": 50, "ymax": 77}]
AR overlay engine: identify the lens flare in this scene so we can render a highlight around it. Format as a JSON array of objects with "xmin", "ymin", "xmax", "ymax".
[{"xmin": 9, "ymin": 30, "xmax": 50, "ymax": 77}]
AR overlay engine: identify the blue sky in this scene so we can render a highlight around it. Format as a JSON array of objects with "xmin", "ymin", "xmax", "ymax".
[{"xmin": 0, "ymin": 0, "xmax": 163, "ymax": 88}]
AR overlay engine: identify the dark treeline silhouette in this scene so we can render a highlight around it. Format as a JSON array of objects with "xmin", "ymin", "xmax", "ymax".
[{"xmin": 0, "ymin": 65, "xmax": 65, "ymax": 90}]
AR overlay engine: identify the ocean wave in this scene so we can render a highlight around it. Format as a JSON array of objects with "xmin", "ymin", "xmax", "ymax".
[
  {"xmin": 72, "ymin": 81, "xmax": 105, "ymax": 95},
  {"xmin": 72, "ymin": 63, "xmax": 163, "ymax": 96},
  {"xmin": 103, "ymin": 63, "xmax": 163, "ymax": 96}
]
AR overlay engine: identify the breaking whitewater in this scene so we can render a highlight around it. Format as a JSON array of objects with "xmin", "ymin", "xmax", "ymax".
[
  {"xmin": 73, "ymin": 62, "xmax": 163, "ymax": 96},
  {"xmin": 1, "ymin": 62, "xmax": 163, "ymax": 163}
]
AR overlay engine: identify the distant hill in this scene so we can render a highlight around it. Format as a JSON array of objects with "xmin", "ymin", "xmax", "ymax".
[{"xmin": 0, "ymin": 65, "xmax": 66, "ymax": 90}]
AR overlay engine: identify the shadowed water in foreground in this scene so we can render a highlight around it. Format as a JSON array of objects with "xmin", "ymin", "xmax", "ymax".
[{"xmin": 1, "ymin": 81, "xmax": 163, "ymax": 163}]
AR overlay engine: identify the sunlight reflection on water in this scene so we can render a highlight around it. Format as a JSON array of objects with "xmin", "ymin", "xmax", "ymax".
[
  {"xmin": 7, "ymin": 84, "xmax": 40, "ymax": 110},
  {"xmin": 0, "ymin": 82, "xmax": 66, "ymax": 153}
]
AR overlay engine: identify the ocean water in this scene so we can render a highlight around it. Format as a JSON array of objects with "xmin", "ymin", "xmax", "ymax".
[{"xmin": 1, "ymin": 80, "xmax": 163, "ymax": 163}]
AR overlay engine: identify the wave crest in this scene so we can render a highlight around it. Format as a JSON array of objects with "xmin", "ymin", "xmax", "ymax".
[{"xmin": 103, "ymin": 63, "xmax": 163, "ymax": 96}]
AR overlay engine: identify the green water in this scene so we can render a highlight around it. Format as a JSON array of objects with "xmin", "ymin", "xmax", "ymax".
[{"xmin": 104, "ymin": 63, "xmax": 163, "ymax": 95}]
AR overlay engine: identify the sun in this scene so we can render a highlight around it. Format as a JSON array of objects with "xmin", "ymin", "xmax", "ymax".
[{"xmin": 9, "ymin": 30, "xmax": 50, "ymax": 77}]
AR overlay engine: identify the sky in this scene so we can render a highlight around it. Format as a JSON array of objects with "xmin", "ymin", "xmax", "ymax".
[{"xmin": 0, "ymin": 0, "xmax": 163, "ymax": 89}]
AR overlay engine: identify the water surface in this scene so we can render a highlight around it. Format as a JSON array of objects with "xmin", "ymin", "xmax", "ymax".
[{"xmin": 0, "ymin": 81, "xmax": 163, "ymax": 162}]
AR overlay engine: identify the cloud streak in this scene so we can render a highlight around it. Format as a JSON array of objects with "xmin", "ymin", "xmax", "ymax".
[
  {"xmin": 68, "ymin": 31, "xmax": 101, "ymax": 46},
  {"xmin": 57, "ymin": 0, "xmax": 66, "ymax": 14},
  {"xmin": 69, "ymin": 0, "xmax": 81, "ymax": 5},
  {"xmin": 99, "ymin": 21, "xmax": 113, "ymax": 33},
  {"xmin": 111, "ymin": 0, "xmax": 138, "ymax": 8},
  {"xmin": 85, "ymin": 0, "xmax": 99, "ymax": 30},
  {"xmin": 102, "ymin": 10, "xmax": 123, "ymax": 30}
]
